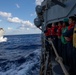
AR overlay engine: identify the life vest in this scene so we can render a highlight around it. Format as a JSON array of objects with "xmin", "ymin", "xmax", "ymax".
[
  {"xmin": 68, "ymin": 23, "xmax": 75, "ymax": 41},
  {"xmin": 45, "ymin": 28, "xmax": 51, "ymax": 36},
  {"xmin": 51, "ymin": 26, "xmax": 56, "ymax": 36},
  {"xmin": 57, "ymin": 26, "xmax": 62, "ymax": 37},
  {"xmin": 73, "ymin": 24, "xmax": 76, "ymax": 48},
  {"xmin": 68, "ymin": 23, "xmax": 74, "ymax": 30}
]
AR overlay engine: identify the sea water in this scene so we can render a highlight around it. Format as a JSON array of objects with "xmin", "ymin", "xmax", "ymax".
[{"xmin": 0, "ymin": 34, "xmax": 41, "ymax": 75}]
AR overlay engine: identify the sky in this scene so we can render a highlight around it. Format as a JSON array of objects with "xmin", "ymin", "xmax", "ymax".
[{"xmin": 0, "ymin": 0, "xmax": 43, "ymax": 35}]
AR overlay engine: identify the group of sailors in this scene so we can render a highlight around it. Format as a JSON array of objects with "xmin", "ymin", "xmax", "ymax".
[{"xmin": 43, "ymin": 16, "xmax": 76, "ymax": 75}]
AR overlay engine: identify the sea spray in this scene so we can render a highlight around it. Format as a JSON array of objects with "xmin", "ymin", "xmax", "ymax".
[{"xmin": 0, "ymin": 28, "xmax": 7, "ymax": 42}]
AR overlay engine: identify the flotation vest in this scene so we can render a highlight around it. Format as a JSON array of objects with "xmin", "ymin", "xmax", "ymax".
[
  {"xmin": 57, "ymin": 26, "xmax": 62, "ymax": 37},
  {"xmin": 68, "ymin": 23, "xmax": 74, "ymax": 30},
  {"xmin": 51, "ymin": 26, "xmax": 57, "ymax": 36},
  {"xmin": 73, "ymin": 24, "xmax": 76, "ymax": 48},
  {"xmin": 68, "ymin": 23, "xmax": 75, "ymax": 41},
  {"xmin": 45, "ymin": 28, "xmax": 51, "ymax": 36}
]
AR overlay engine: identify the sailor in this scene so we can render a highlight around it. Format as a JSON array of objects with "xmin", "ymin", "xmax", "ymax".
[
  {"xmin": 63, "ymin": 16, "xmax": 76, "ymax": 74},
  {"xmin": 72, "ymin": 16, "xmax": 76, "ymax": 74},
  {"xmin": 55, "ymin": 22, "xmax": 58, "ymax": 29},
  {"xmin": 50, "ymin": 23, "xmax": 58, "ymax": 51},
  {"xmin": 61, "ymin": 18, "xmax": 69, "ymax": 65},
  {"xmin": 57, "ymin": 21, "xmax": 63, "ymax": 57},
  {"xmin": 44, "ymin": 24, "xmax": 52, "ymax": 52},
  {"xmin": 44, "ymin": 24, "xmax": 51, "ymax": 39}
]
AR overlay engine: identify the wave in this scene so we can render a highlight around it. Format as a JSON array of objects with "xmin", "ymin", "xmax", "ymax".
[
  {"xmin": 5, "ymin": 44, "xmax": 41, "ymax": 50},
  {"xmin": 0, "ymin": 49, "xmax": 41, "ymax": 75}
]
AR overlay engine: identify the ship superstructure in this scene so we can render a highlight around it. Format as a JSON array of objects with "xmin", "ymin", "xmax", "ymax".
[{"xmin": 34, "ymin": 0, "xmax": 76, "ymax": 75}]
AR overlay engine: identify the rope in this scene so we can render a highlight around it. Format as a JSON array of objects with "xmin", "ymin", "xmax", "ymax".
[
  {"xmin": 47, "ymin": 38, "xmax": 69, "ymax": 75},
  {"xmin": 44, "ymin": 52, "xmax": 49, "ymax": 75}
]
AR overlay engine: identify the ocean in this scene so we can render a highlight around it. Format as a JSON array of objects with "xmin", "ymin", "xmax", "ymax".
[{"xmin": 0, "ymin": 34, "xmax": 41, "ymax": 75}]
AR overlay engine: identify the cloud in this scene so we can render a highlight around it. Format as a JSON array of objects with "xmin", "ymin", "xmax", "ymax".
[
  {"xmin": 35, "ymin": 0, "xmax": 44, "ymax": 5},
  {"xmin": 7, "ymin": 17, "xmax": 35, "ymax": 29},
  {"xmin": 26, "ymin": 28, "xmax": 30, "ymax": 30},
  {"xmin": 19, "ymin": 21, "xmax": 35, "ymax": 29},
  {"xmin": 21, "ymin": 20, "xmax": 34, "ymax": 27},
  {"xmin": 0, "ymin": 11, "xmax": 12, "ymax": 18},
  {"xmin": 7, "ymin": 27, "xmax": 13, "ymax": 30},
  {"xmin": 5, "ymin": 28, "xmax": 41, "ymax": 35},
  {"xmin": 19, "ymin": 27, "xmax": 30, "ymax": 30},
  {"xmin": 7, "ymin": 17, "xmax": 22, "ymax": 23},
  {"xmin": 16, "ymin": 4, "xmax": 20, "ymax": 8},
  {"xmin": 0, "ymin": 11, "xmax": 36, "ymax": 33}
]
